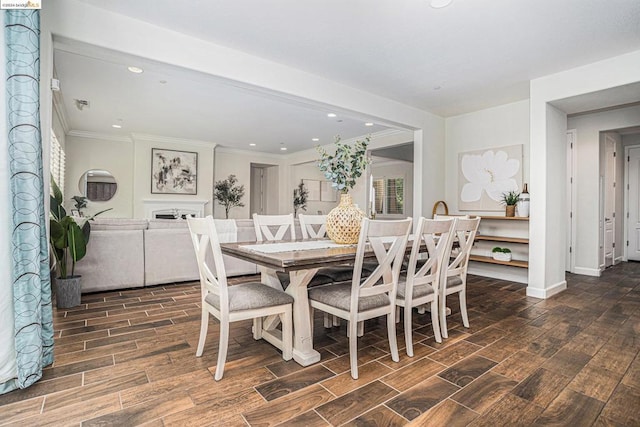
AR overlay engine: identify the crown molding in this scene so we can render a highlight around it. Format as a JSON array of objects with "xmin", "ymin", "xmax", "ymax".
[
  {"xmin": 67, "ymin": 130, "xmax": 132, "ymax": 143},
  {"xmin": 130, "ymin": 133, "xmax": 217, "ymax": 148}
]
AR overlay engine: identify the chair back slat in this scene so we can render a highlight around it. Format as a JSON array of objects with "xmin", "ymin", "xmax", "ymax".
[
  {"xmin": 298, "ymin": 214, "xmax": 327, "ymax": 239},
  {"xmin": 407, "ymin": 218, "xmax": 455, "ymax": 293},
  {"xmin": 253, "ymin": 213, "xmax": 296, "ymax": 242},
  {"xmin": 187, "ymin": 216, "xmax": 229, "ymax": 312},
  {"xmin": 443, "ymin": 217, "xmax": 480, "ymax": 280},
  {"xmin": 351, "ymin": 218, "xmax": 412, "ymax": 311}
]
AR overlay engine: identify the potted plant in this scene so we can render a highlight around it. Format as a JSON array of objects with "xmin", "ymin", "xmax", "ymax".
[
  {"xmin": 317, "ymin": 135, "xmax": 371, "ymax": 243},
  {"xmin": 293, "ymin": 181, "xmax": 308, "ymax": 217},
  {"xmin": 214, "ymin": 174, "xmax": 245, "ymax": 219},
  {"xmin": 491, "ymin": 247, "xmax": 512, "ymax": 262},
  {"xmin": 501, "ymin": 190, "xmax": 520, "ymax": 217},
  {"xmin": 50, "ymin": 178, "xmax": 111, "ymax": 308}
]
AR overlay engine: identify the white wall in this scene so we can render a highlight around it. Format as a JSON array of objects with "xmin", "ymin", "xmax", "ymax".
[
  {"xmin": 214, "ymin": 148, "xmax": 283, "ymax": 219},
  {"xmin": 529, "ymin": 49, "xmax": 640, "ymax": 298},
  {"xmin": 65, "ymin": 133, "xmax": 216, "ymax": 218},
  {"xmin": 65, "ymin": 134, "xmax": 135, "ymax": 218},
  {"xmin": 445, "ymin": 100, "xmax": 530, "ymax": 215},
  {"xmin": 567, "ymin": 104, "xmax": 640, "ymax": 272}
]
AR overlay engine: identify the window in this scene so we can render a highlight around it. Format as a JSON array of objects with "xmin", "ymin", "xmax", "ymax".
[
  {"xmin": 50, "ymin": 130, "xmax": 65, "ymax": 194},
  {"xmin": 373, "ymin": 177, "xmax": 404, "ymax": 215}
]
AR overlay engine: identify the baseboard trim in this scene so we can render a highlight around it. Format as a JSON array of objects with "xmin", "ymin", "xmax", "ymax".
[
  {"xmin": 526, "ymin": 280, "xmax": 567, "ymax": 299},
  {"xmin": 573, "ymin": 267, "xmax": 601, "ymax": 277}
]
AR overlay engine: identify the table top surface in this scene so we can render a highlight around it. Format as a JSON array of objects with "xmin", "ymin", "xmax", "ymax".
[{"xmin": 220, "ymin": 239, "xmax": 361, "ymax": 272}]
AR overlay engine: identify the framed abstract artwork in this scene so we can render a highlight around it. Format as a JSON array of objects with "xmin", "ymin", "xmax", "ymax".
[
  {"xmin": 458, "ymin": 144, "xmax": 523, "ymax": 211},
  {"xmin": 151, "ymin": 148, "xmax": 198, "ymax": 195}
]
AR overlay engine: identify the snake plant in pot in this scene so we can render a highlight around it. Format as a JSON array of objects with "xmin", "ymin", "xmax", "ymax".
[{"xmin": 50, "ymin": 177, "xmax": 111, "ymax": 308}]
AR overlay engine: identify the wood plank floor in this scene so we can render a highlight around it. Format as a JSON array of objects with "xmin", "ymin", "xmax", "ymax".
[{"xmin": 1, "ymin": 263, "xmax": 639, "ymax": 426}]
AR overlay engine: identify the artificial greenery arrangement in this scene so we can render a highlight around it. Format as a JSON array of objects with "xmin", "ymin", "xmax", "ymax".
[
  {"xmin": 50, "ymin": 178, "xmax": 111, "ymax": 279},
  {"xmin": 491, "ymin": 247, "xmax": 512, "ymax": 254},
  {"xmin": 317, "ymin": 135, "xmax": 371, "ymax": 193},
  {"xmin": 71, "ymin": 195, "xmax": 88, "ymax": 216},
  {"xmin": 293, "ymin": 181, "xmax": 309, "ymax": 217},
  {"xmin": 214, "ymin": 174, "xmax": 245, "ymax": 219},
  {"xmin": 500, "ymin": 190, "xmax": 520, "ymax": 206}
]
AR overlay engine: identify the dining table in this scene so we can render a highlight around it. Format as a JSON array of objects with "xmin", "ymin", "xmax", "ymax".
[{"xmin": 220, "ymin": 239, "xmax": 362, "ymax": 366}]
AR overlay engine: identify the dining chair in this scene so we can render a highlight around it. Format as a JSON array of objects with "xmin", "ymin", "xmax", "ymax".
[
  {"xmin": 298, "ymin": 213, "xmax": 327, "ymax": 239},
  {"xmin": 396, "ymin": 217, "xmax": 455, "ymax": 356},
  {"xmin": 308, "ymin": 217, "xmax": 412, "ymax": 379},
  {"xmin": 253, "ymin": 213, "xmax": 296, "ymax": 242},
  {"xmin": 439, "ymin": 216, "xmax": 480, "ymax": 338},
  {"xmin": 187, "ymin": 216, "xmax": 293, "ymax": 380}
]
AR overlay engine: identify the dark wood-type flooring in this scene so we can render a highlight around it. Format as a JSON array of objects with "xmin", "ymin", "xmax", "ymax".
[{"xmin": 1, "ymin": 263, "xmax": 639, "ymax": 426}]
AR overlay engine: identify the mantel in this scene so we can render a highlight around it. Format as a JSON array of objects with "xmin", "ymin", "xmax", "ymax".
[{"xmin": 143, "ymin": 199, "xmax": 209, "ymax": 219}]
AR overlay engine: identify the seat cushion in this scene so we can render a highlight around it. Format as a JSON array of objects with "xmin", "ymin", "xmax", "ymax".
[
  {"xmin": 396, "ymin": 277, "xmax": 435, "ymax": 300},
  {"xmin": 447, "ymin": 276, "xmax": 464, "ymax": 288},
  {"xmin": 205, "ymin": 282, "xmax": 293, "ymax": 312},
  {"xmin": 308, "ymin": 282, "xmax": 390, "ymax": 312}
]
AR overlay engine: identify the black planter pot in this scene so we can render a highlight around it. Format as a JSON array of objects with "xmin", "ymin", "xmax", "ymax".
[{"xmin": 55, "ymin": 276, "xmax": 82, "ymax": 308}]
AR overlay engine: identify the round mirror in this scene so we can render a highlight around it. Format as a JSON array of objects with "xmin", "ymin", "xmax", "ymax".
[{"xmin": 79, "ymin": 169, "xmax": 117, "ymax": 202}]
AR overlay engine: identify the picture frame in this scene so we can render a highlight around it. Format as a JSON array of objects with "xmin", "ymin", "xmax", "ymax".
[
  {"xmin": 320, "ymin": 181, "xmax": 337, "ymax": 202},
  {"xmin": 303, "ymin": 179, "xmax": 321, "ymax": 201},
  {"xmin": 70, "ymin": 209, "xmax": 80, "ymax": 217},
  {"xmin": 151, "ymin": 148, "xmax": 198, "ymax": 195}
]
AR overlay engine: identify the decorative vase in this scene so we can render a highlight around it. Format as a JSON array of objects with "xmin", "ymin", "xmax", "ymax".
[
  {"xmin": 516, "ymin": 183, "xmax": 530, "ymax": 217},
  {"xmin": 326, "ymin": 193, "xmax": 365, "ymax": 244},
  {"xmin": 55, "ymin": 276, "xmax": 82, "ymax": 308},
  {"xmin": 505, "ymin": 205, "xmax": 516, "ymax": 217}
]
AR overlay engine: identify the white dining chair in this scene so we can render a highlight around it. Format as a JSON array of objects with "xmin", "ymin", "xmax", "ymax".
[
  {"xmin": 396, "ymin": 217, "xmax": 455, "ymax": 355},
  {"xmin": 298, "ymin": 213, "xmax": 327, "ymax": 239},
  {"xmin": 439, "ymin": 216, "xmax": 480, "ymax": 338},
  {"xmin": 308, "ymin": 217, "xmax": 412, "ymax": 379},
  {"xmin": 253, "ymin": 213, "xmax": 296, "ymax": 242},
  {"xmin": 187, "ymin": 216, "xmax": 293, "ymax": 380}
]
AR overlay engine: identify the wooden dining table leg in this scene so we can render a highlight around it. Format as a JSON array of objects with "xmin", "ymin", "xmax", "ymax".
[{"xmin": 258, "ymin": 267, "xmax": 321, "ymax": 366}]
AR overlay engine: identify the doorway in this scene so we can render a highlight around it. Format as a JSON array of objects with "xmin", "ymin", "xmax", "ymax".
[
  {"xmin": 602, "ymin": 133, "xmax": 617, "ymax": 268},
  {"xmin": 250, "ymin": 163, "xmax": 279, "ymax": 215}
]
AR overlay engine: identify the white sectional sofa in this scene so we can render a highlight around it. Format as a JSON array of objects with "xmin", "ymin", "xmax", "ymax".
[{"xmin": 75, "ymin": 218, "xmax": 267, "ymax": 293}]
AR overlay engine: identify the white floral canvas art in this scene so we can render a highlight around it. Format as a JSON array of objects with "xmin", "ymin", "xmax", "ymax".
[{"xmin": 458, "ymin": 144, "xmax": 523, "ymax": 211}]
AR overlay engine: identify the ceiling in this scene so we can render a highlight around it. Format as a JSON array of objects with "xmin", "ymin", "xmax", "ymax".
[{"xmin": 54, "ymin": 0, "xmax": 640, "ymax": 153}]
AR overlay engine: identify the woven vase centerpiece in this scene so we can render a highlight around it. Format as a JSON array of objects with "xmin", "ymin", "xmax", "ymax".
[
  {"xmin": 316, "ymin": 135, "xmax": 371, "ymax": 245},
  {"xmin": 326, "ymin": 193, "xmax": 365, "ymax": 244}
]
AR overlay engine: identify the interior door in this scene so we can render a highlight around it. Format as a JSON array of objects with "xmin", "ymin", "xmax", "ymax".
[
  {"xmin": 628, "ymin": 146, "xmax": 640, "ymax": 261},
  {"xmin": 604, "ymin": 135, "xmax": 616, "ymax": 268}
]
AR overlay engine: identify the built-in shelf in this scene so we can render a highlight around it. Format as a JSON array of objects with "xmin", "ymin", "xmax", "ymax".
[
  {"xmin": 469, "ymin": 255, "xmax": 528, "ymax": 268},
  {"xmin": 479, "ymin": 215, "xmax": 529, "ymax": 221},
  {"xmin": 475, "ymin": 235, "xmax": 529, "ymax": 244}
]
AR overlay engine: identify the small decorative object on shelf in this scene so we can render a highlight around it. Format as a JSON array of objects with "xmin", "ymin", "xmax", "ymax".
[
  {"xmin": 517, "ymin": 183, "xmax": 530, "ymax": 217},
  {"xmin": 317, "ymin": 135, "xmax": 370, "ymax": 244},
  {"xmin": 500, "ymin": 190, "xmax": 520, "ymax": 217},
  {"xmin": 491, "ymin": 247, "xmax": 512, "ymax": 262}
]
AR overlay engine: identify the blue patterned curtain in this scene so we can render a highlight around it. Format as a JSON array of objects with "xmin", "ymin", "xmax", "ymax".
[{"xmin": 0, "ymin": 9, "xmax": 54, "ymax": 394}]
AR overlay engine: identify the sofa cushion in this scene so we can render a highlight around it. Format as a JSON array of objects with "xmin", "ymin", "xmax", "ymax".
[
  {"xmin": 147, "ymin": 219, "xmax": 189, "ymax": 229},
  {"xmin": 91, "ymin": 218, "xmax": 148, "ymax": 231}
]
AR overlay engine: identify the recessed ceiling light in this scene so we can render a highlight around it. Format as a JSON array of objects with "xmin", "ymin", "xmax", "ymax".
[
  {"xmin": 127, "ymin": 66, "xmax": 144, "ymax": 74},
  {"xmin": 111, "ymin": 124, "xmax": 122, "ymax": 129},
  {"xmin": 327, "ymin": 113, "xmax": 337, "ymax": 118},
  {"xmin": 430, "ymin": 0, "xmax": 453, "ymax": 8},
  {"xmin": 280, "ymin": 147, "xmax": 287, "ymax": 151},
  {"xmin": 249, "ymin": 143, "xmax": 256, "ymax": 147},
  {"xmin": 365, "ymin": 122, "xmax": 374, "ymax": 127},
  {"xmin": 159, "ymin": 80, "xmax": 167, "ymax": 84},
  {"xmin": 312, "ymin": 138, "xmax": 319, "ymax": 142}
]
